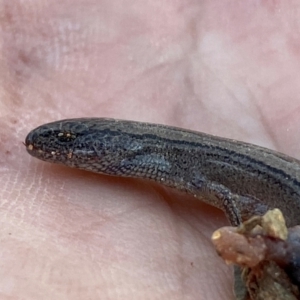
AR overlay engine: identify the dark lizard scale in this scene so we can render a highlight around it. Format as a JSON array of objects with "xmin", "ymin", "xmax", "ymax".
[
  {"xmin": 28, "ymin": 119, "xmax": 300, "ymax": 195},
  {"xmin": 67, "ymin": 120, "xmax": 300, "ymax": 172},
  {"xmin": 25, "ymin": 118, "xmax": 300, "ymax": 227},
  {"xmin": 27, "ymin": 119, "xmax": 300, "ymax": 194},
  {"xmin": 75, "ymin": 127, "xmax": 300, "ymax": 194}
]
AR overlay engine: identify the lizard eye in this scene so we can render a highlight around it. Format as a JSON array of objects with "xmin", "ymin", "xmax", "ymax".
[{"xmin": 56, "ymin": 131, "xmax": 77, "ymax": 142}]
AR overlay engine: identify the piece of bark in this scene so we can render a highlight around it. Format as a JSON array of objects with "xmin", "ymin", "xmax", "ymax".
[{"xmin": 211, "ymin": 209, "xmax": 300, "ymax": 300}]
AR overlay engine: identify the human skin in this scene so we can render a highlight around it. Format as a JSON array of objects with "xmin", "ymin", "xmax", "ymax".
[{"xmin": 1, "ymin": 1, "xmax": 300, "ymax": 299}]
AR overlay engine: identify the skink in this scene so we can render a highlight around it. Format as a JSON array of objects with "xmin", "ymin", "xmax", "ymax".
[
  {"xmin": 25, "ymin": 118, "xmax": 300, "ymax": 228},
  {"xmin": 25, "ymin": 118, "xmax": 300, "ymax": 298}
]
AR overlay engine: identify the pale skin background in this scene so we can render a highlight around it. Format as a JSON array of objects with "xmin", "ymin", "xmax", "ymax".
[{"xmin": 1, "ymin": 0, "xmax": 300, "ymax": 299}]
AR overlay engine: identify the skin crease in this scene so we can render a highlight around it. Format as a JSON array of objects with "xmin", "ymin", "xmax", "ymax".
[{"xmin": 1, "ymin": 1, "xmax": 300, "ymax": 299}]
